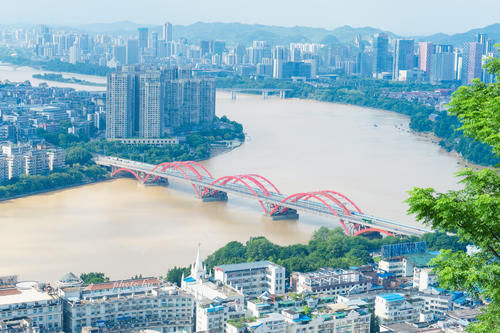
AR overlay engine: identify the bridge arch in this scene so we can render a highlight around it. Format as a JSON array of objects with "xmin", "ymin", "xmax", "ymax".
[
  {"xmin": 111, "ymin": 168, "xmax": 143, "ymax": 183},
  {"xmin": 202, "ymin": 175, "xmax": 269, "ymax": 213},
  {"xmin": 143, "ymin": 161, "xmax": 205, "ymax": 184},
  {"xmin": 243, "ymin": 174, "xmax": 281, "ymax": 194},
  {"xmin": 316, "ymin": 190, "xmax": 363, "ymax": 213},
  {"xmin": 269, "ymin": 192, "xmax": 341, "ymax": 218},
  {"xmin": 184, "ymin": 161, "xmax": 213, "ymax": 178},
  {"xmin": 353, "ymin": 228, "xmax": 395, "ymax": 237}
]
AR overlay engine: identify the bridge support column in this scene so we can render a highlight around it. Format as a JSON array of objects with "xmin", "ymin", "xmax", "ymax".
[
  {"xmin": 231, "ymin": 91, "xmax": 237, "ymax": 100},
  {"xmin": 143, "ymin": 177, "xmax": 169, "ymax": 187},
  {"xmin": 199, "ymin": 188, "xmax": 228, "ymax": 202},
  {"xmin": 280, "ymin": 90, "xmax": 286, "ymax": 99},
  {"xmin": 262, "ymin": 91, "xmax": 268, "ymax": 99},
  {"xmin": 265, "ymin": 203, "xmax": 299, "ymax": 220}
]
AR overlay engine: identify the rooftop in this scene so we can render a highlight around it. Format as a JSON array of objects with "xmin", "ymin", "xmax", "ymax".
[
  {"xmin": 84, "ymin": 278, "xmax": 161, "ymax": 291},
  {"xmin": 378, "ymin": 293, "xmax": 405, "ymax": 302},
  {"xmin": 214, "ymin": 261, "xmax": 280, "ymax": 272},
  {"xmin": 0, "ymin": 285, "xmax": 55, "ymax": 306}
]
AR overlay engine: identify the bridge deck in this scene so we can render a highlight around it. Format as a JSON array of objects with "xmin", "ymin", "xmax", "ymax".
[{"xmin": 95, "ymin": 156, "xmax": 430, "ymax": 237}]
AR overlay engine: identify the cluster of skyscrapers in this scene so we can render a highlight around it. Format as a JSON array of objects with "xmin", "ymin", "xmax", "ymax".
[
  {"xmin": 372, "ymin": 33, "xmax": 496, "ymax": 84},
  {"xmin": 106, "ymin": 66, "xmax": 215, "ymax": 139},
  {"xmin": 1, "ymin": 23, "xmax": 496, "ymax": 86}
]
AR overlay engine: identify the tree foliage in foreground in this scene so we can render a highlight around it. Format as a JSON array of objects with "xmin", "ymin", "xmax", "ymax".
[{"xmin": 407, "ymin": 51, "xmax": 500, "ymax": 332}]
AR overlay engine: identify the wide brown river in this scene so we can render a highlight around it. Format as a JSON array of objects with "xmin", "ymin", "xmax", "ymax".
[{"xmin": 1, "ymin": 87, "xmax": 467, "ymax": 282}]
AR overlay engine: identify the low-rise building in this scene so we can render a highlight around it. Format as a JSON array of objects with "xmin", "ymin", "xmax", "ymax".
[
  {"xmin": 214, "ymin": 261, "xmax": 286, "ymax": 297},
  {"xmin": 182, "ymin": 245, "xmax": 245, "ymax": 333},
  {"xmin": 291, "ymin": 267, "xmax": 372, "ymax": 295},
  {"xmin": 0, "ymin": 281, "xmax": 62, "ymax": 332},
  {"xmin": 375, "ymin": 293, "xmax": 418, "ymax": 324},
  {"xmin": 59, "ymin": 277, "xmax": 194, "ymax": 333},
  {"xmin": 46, "ymin": 148, "xmax": 66, "ymax": 171},
  {"xmin": 413, "ymin": 267, "xmax": 437, "ymax": 291}
]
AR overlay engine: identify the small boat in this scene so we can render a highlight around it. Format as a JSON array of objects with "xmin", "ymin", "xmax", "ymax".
[{"xmin": 373, "ymin": 124, "xmax": 378, "ymax": 127}]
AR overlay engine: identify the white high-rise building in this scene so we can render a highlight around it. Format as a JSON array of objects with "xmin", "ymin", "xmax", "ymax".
[
  {"xmin": 139, "ymin": 71, "xmax": 163, "ymax": 138},
  {"xmin": 106, "ymin": 70, "xmax": 137, "ymax": 139},
  {"xmin": 214, "ymin": 261, "xmax": 286, "ymax": 297},
  {"xmin": 69, "ymin": 44, "xmax": 81, "ymax": 64},
  {"xmin": 163, "ymin": 22, "xmax": 173, "ymax": 42}
]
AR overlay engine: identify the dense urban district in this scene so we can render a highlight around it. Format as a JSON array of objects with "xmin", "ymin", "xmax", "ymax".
[{"xmin": 0, "ymin": 21, "xmax": 499, "ymax": 333}]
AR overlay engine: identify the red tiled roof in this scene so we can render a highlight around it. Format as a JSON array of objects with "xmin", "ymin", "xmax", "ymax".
[
  {"xmin": 85, "ymin": 278, "xmax": 162, "ymax": 291},
  {"xmin": 0, "ymin": 288, "xmax": 21, "ymax": 296}
]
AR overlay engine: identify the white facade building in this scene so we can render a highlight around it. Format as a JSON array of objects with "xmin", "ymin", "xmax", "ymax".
[
  {"xmin": 375, "ymin": 293, "xmax": 418, "ymax": 324},
  {"xmin": 291, "ymin": 268, "xmax": 372, "ymax": 295},
  {"xmin": 214, "ymin": 261, "xmax": 286, "ymax": 297},
  {"xmin": 46, "ymin": 148, "xmax": 66, "ymax": 171},
  {"xmin": 59, "ymin": 277, "xmax": 194, "ymax": 333},
  {"xmin": 0, "ymin": 282, "xmax": 62, "ymax": 332},
  {"xmin": 413, "ymin": 267, "xmax": 437, "ymax": 291}
]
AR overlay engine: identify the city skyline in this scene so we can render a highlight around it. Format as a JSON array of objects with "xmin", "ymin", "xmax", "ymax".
[{"xmin": 1, "ymin": 0, "xmax": 500, "ymax": 36}]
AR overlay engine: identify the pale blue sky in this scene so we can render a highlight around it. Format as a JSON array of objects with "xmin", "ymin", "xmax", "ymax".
[{"xmin": 3, "ymin": 0, "xmax": 499, "ymax": 35}]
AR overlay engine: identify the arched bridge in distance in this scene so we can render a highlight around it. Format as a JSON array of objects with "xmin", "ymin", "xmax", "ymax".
[{"xmin": 95, "ymin": 156, "xmax": 431, "ymax": 238}]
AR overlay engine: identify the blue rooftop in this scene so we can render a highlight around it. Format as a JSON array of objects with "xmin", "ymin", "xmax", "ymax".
[
  {"xmin": 294, "ymin": 315, "xmax": 312, "ymax": 322},
  {"xmin": 379, "ymin": 293, "xmax": 405, "ymax": 302},
  {"xmin": 183, "ymin": 277, "xmax": 196, "ymax": 283}
]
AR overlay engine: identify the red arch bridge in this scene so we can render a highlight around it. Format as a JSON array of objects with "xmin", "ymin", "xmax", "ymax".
[{"xmin": 95, "ymin": 156, "xmax": 430, "ymax": 238}]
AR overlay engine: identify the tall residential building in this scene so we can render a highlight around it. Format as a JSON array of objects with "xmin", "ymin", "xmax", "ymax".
[
  {"xmin": 163, "ymin": 22, "xmax": 173, "ymax": 42},
  {"xmin": 112, "ymin": 45, "xmax": 126, "ymax": 64},
  {"xmin": 106, "ymin": 70, "xmax": 138, "ymax": 139},
  {"xmin": 393, "ymin": 39, "xmax": 415, "ymax": 80},
  {"xmin": 69, "ymin": 44, "xmax": 81, "ymax": 64},
  {"xmin": 418, "ymin": 42, "xmax": 434, "ymax": 76},
  {"xmin": 430, "ymin": 45, "xmax": 455, "ymax": 83},
  {"xmin": 375, "ymin": 34, "xmax": 390, "ymax": 73},
  {"xmin": 106, "ymin": 67, "xmax": 216, "ymax": 139},
  {"xmin": 477, "ymin": 33, "xmax": 488, "ymax": 55},
  {"xmin": 139, "ymin": 71, "xmax": 163, "ymax": 138},
  {"xmin": 126, "ymin": 39, "xmax": 139, "ymax": 65},
  {"xmin": 461, "ymin": 42, "xmax": 483, "ymax": 85},
  {"xmin": 0, "ymin": 155, "xmax": 7, "ymax": 183},
  {"xmin": 137, "ymin": 27, "xmax": 149, "ymax": 52}
]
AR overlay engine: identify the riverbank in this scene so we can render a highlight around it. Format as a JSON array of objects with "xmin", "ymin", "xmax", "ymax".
[
  {"xmin": 0, "ymin": 178, "xmax": 112, "ymax": 203},
  {"xmin": 32, "ymin": 73, "xmax": 106, "ymax": 87},
  {"xmin": 215, "ymin": 78, "xmax": 498, "ymax": 167}
]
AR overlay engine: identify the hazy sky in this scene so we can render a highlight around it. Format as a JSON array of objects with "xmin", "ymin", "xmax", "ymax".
[{"xmin": 3, "ymin": 0, "xmax": 499, "ymax": 35}]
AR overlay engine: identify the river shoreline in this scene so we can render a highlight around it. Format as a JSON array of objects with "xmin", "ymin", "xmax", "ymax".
[{"xmin": 0, "ymin": 178, "xmax": 113, "ymax": 203}]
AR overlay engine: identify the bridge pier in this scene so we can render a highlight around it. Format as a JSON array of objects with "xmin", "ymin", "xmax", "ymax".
[
  {"xmin": 279, "ymin": 90, "xmax": 286, "ymax": 99},
  {"xmin": 269, "ymin": 209, "xmax": 299, "ymax": 220},
  {"xmin": 265, "ymin": 203, "xmax": 299, "ymax": 220},
  {"xmin": 262, "ymin": 91, "xmax": 269, "ymax": 99},
  {"xmin": 199, "ymin": 188, "xmax": 228, "ymax": 202},
  {"xmin": 231, "ymin": 91, "xmax": 237, "ymax": 100}
]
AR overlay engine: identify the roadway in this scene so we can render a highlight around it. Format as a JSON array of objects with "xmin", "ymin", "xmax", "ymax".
[{"xmin": 95, "ymin": 155, "xmax": 431, "ymax": 237}]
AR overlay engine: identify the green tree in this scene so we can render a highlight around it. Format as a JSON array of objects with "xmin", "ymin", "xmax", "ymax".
[
  {"xmin": 406, "ymin": 51, "xmax": 500, "ymax": 332},
  {"xmin": 80, "ymin": 272, "xmax": 110, "ymax": 285},
  {"xmin": 165, "ymin": 266, "xmax": 191, "ymax": 286},
  {"xmin": 66, "ymin": 146, "xmax": 93, "ymax": 166}
]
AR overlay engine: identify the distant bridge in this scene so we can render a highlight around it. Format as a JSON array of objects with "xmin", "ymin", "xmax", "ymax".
[
  {"xmin": 95, "ymin": 156, "xmax": 431, "ymax": 238},
  {"xmin": 218, "ymin": 88, "xmax": 293, "ymax": 100}
]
